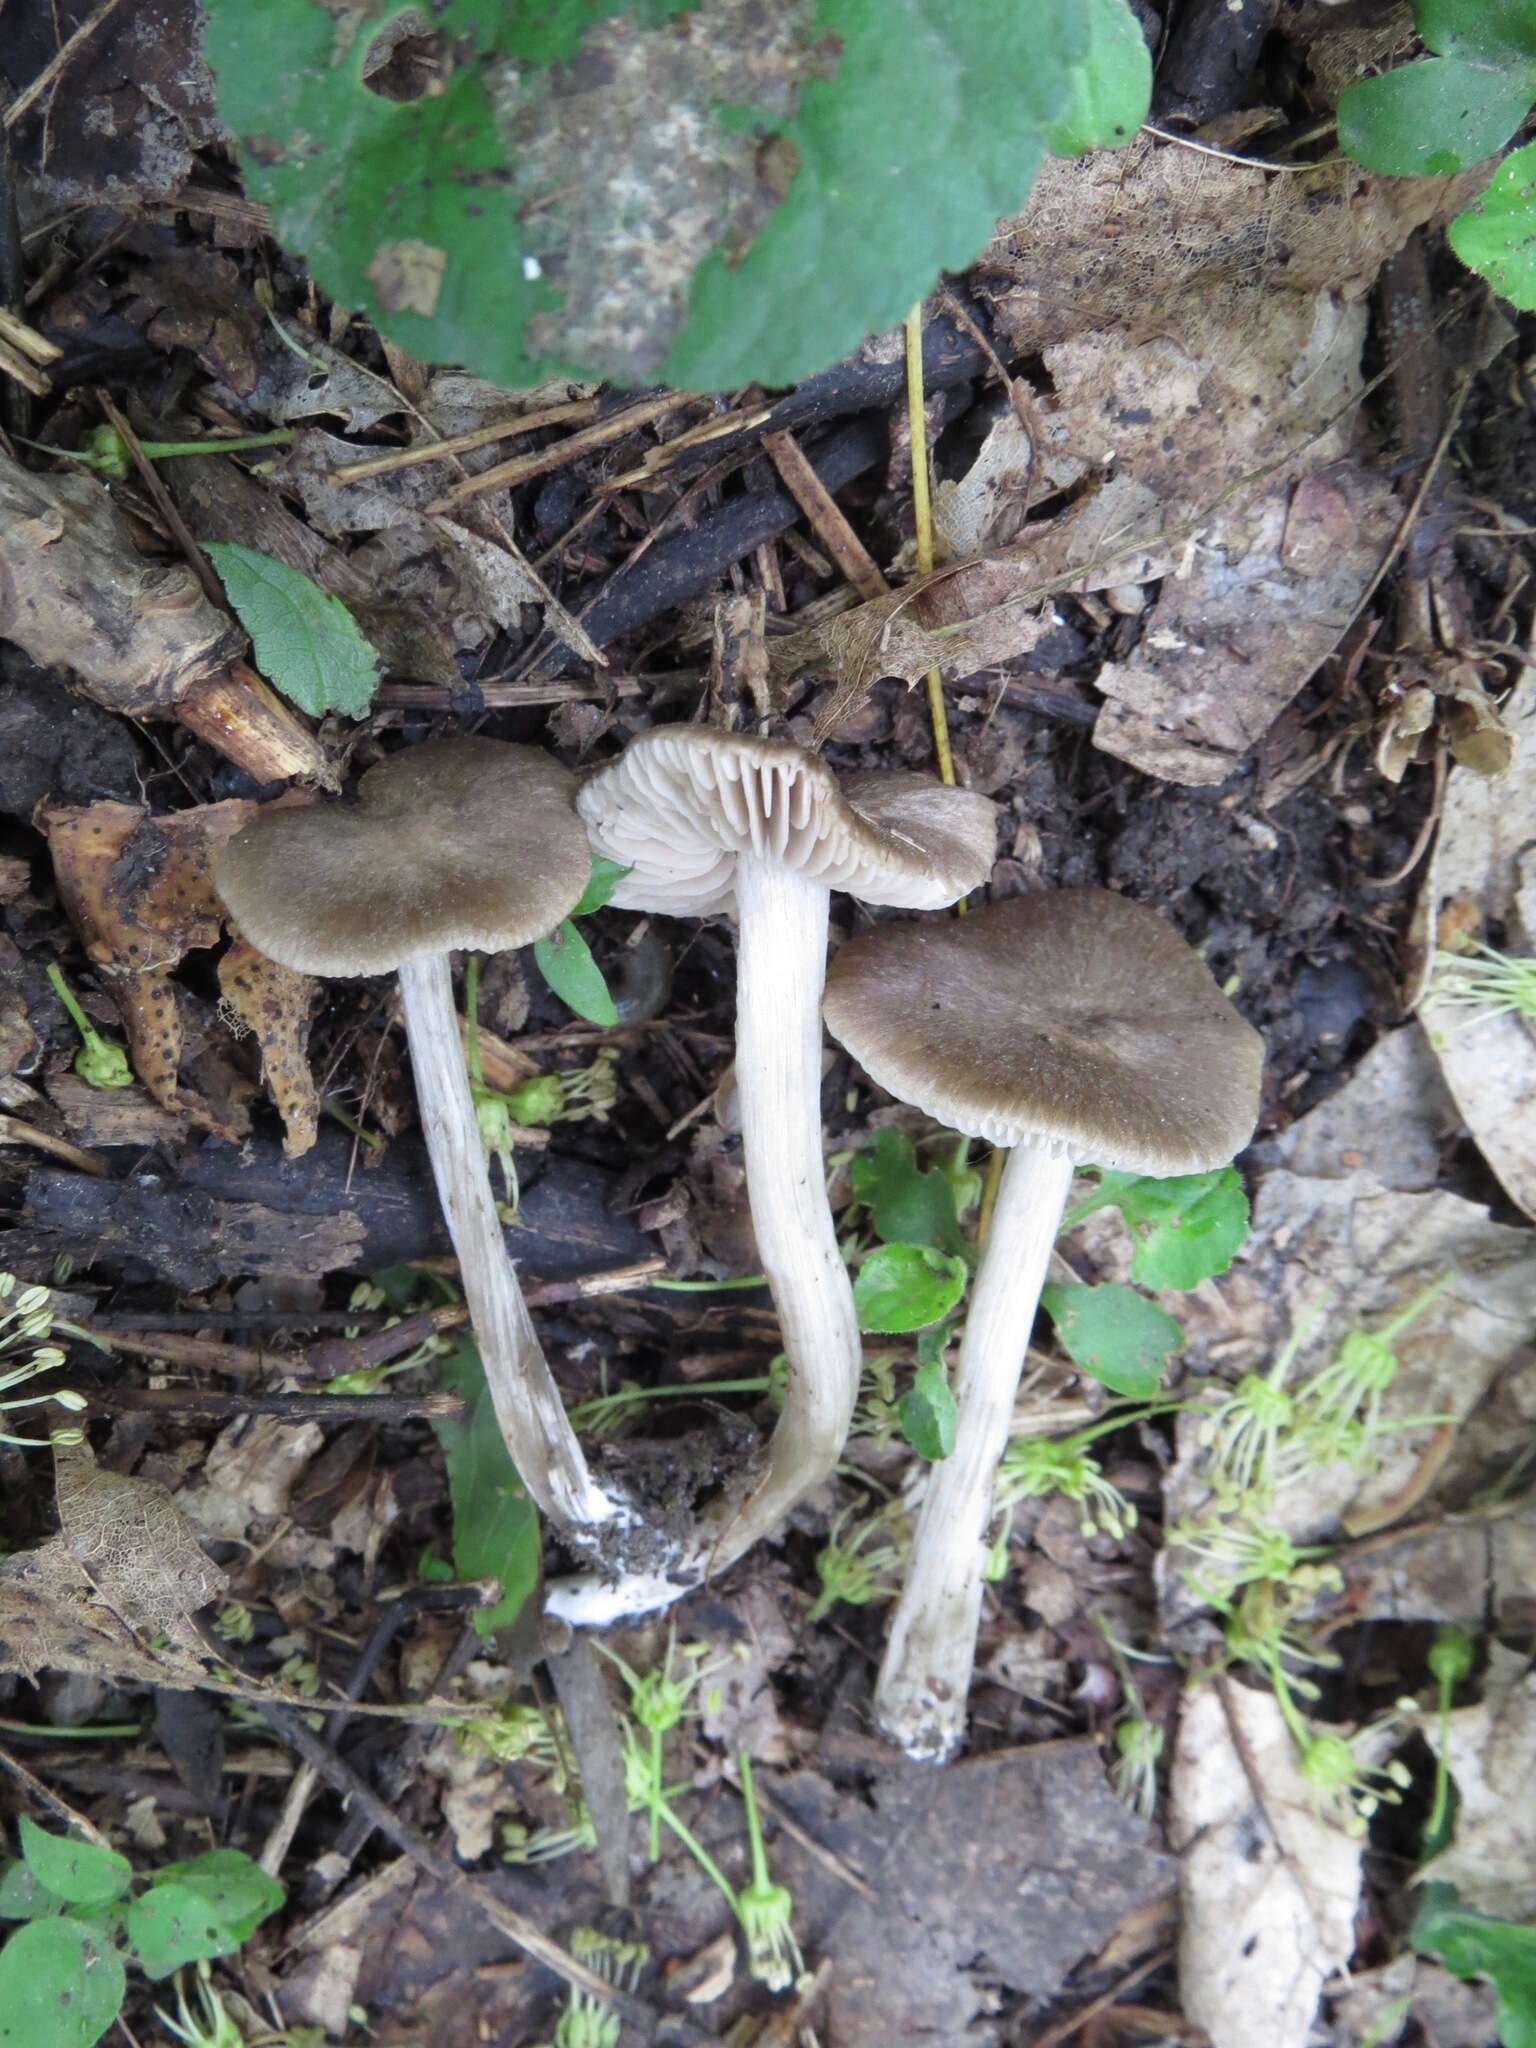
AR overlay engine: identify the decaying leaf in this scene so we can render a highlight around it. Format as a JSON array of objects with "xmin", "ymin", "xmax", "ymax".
[
  {"xmin": 1418, "ymin": 1645, "xmax": 1536, "ymax": 1922},
  {"xmin": 42, "ymin": 796, "xmax": 320, "ymax": 1147},
  {"xmin": 218, "ymin": 936, "xmax": 320, "ymax": 1157},
  {"xmin": 0, "ymin": 1441, "xmax": 226, "ymax": 1688},
  {"xmin": 1413, "ymin": 668, "xmax": 1536, "ymax": 1217},
  {"xmin": 1172, "ymin": 1682, "xmax": 1370, "ymax": 2048}
]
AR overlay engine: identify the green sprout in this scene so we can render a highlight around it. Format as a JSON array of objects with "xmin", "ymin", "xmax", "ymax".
[
  {"xmin": 33, "ymin": 422, "xmax": 298, "ymax": 480},
  {"xmin": 155, "ymin": 1966, "xmax": 248, "ymax": 2048},
  {"xmin": 994, "ymin": 1426, "xmax": 1138, "ymax": 1542},
  {"xmin": 806, "ymin": 1501, "xmax": 906, "ymax": 1624},
  {"xmin": 547, "ymin": 1929, "xmax": 648, "ymax": 2048},
  {"xmin": 1096, "ymin": 1624, "xmax": 1167, "ymax": 1822},
  {"xmin": 213, "ymin": 1603, "xmax": 255, "ymax": 1645},
  {"xmin": 46, "ymin": 963, "xmax": 133, "ymax": 1090},
  {"xmin": 1426, "ymin": 1626, "xmax": 1475, "ymax": 1847},
  {"xmin": 455, "ymin": 1699, "xmax": 563, "ymax": 1778},
  {"xmin": 0, "ymin": 1274, "xmax": 84, "ymax": 1448},
  {"xmin": 1193, "ymin": 1306, "xmax": 1319, "ymax": 1505},
  {"xmin": 736, "ymin": 1751, "xmax": 802, "ymax": 1994},
  {"xmin": 1424, "ymin": 941, "xmax": 1536, "ymax": 1033},
  {"xmin": 1290, "ymin": 1277, "xmax": 1450, "ymax": 1467},
  {"xmin": 598, "ymin": 1630, "xmax": 740, "ymax": 1861}
]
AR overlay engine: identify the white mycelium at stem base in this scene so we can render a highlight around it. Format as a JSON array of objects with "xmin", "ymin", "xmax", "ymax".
[
  {"xmin": 875, "ymin": 1142, "xmax": 1074, "ymax": 1763},
  {"xmin": 398, "ymin": 953, "xmax": 626, "ymax": 1536},
  {"xmin": 704, "ymin": 854, "xmax": 861, "ymax": 1567}
]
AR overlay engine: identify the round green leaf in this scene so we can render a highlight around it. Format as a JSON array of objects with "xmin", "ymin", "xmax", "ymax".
[
  {"xmin": 1111, "ymin": 1167, "xmax": 1250, "ymax": 1292},
  {"xmin": 1047, "ymin": 0, "xmax": 1151, "ymax": 157},
  {"xmin": 1338, "ymin": 57, "xmax": 1534, "ymax": 177},
  {"xmin": 1450, "ymin": 140, "xmax": 1536, "ymax": 306},
  {"xmin": 0, "ymin": 1918, "xmax": 125, "ymax": 2048},
  {"xmin": 1040, "ymin": 1281, "xmax": 1182, "ymax": 1399},
  {"xmin": 15, "ymin": 1822, "xmax": 129, "ymax": 1912},
  {"xmin": 853, "ymin": 1243, "xmax": 967, "ymax": 1334},
  {"xmin": 897, "ymin": 1358, "xmax": 957, "ymax": 1460},
  {"xmin": 126, "ymin": 1852, "xmax": 283, "ymax": 1981},
  {"xmin": 204, "ymin": 0, "xmax": 1091, "ymax": 394},
  {"xmin": 1419, "ymin": 0, "xmax": 1536, "ymax": 65}
]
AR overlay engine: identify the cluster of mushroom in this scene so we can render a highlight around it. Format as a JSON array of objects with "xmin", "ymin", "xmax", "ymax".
[{"xmin": 215, "ymin": 724, "xmax": 1261, "ymax": 1761}]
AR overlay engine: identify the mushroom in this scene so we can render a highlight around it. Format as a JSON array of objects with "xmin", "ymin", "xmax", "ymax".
[
  {"xmin": 821, "ymin": 888, "xmax": 1263, "ymax": 1760},
  {"xmin": 555, "ymin": 727, "xmax": 996, "ymax": 1621},
  {"xmin": 214, "ymin": 739, "xmax": 631, "ymax": 1549}
]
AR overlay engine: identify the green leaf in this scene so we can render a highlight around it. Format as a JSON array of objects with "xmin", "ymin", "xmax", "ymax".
[
  {"xmin": 16, "ymin": 1823, "xmax": 129, "ymax": 1912},
  {"xmin": 571, "ymin": 856, "xmax": 632, "ymax": 919},
  {"xmin": 1078, "ymin": 1166, "xmax": 1250, "ymax": 1292},
  {"xmin": 1419, "ymin": 0, "xmax": 1536, "ymax": 66},
  {"xmin": 432, "ymin": 1336, "xmax": 541, "ymax": 1637},
  {"xmin": 0, "ymin": 1918, "xmax": 126, "ymax": 2048},
  {"xmin": 534, "ymin": 920, "xmax": 619, "ymax": 1027},
  {"xmin": 1048, "ymin": 0, "xmax": 1151, "ymax": 156},
  {"xmin": 850, "ymin": 1129, "xmax": 969, "ymax": 1258},
  {"xmin": 1337, "ymin": 56, "xmax": 1535, "ymax": 177},
  {"xmin": 853, "ymin": 1243, "xmax": 967, "ymax": 1333},
  {"xmin": 202, "ymin": 543, "xmax": 379, "ymax": 719},
  {"xmin": 1450, "ymin": 139, "xmax": 1536, "ymax": 305},
  {"xmin": 204, "ymin": 0, "xmax": 1088, "ymax": 394},
  {"xmin": 126, "ymin": 1851, "xmax": 283, "ymax": 1981},
  {"xmin": 897, "ymin": 1358, "xmax": 957, "ymax": 1460},
  {"xmin": 1411, "ymin": 1883, "xmax": 1536, "ymax": 2048},
  {"xmin": 0, "ymin": 1861, "xmax": 65, "ymax": 1922},
  {"xmin": 1040, "ymin": 1281, "xmax": 1182, "ymax": 1398}
]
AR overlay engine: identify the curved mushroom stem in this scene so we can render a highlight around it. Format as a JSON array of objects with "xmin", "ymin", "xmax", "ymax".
[
  {"xmin": 875, "ymin": 1141, "xmax": 1075, "ymax": 1762},
  {"xmin": 396, "ymin": 953, "xmax": 625, "ymax": 1537},
  {"xmin": 703, "ymin": 853, "xmax": 862, "ymax": 1568}
]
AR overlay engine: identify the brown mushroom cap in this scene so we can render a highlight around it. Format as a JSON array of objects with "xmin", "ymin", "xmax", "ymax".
[
  {"xmin": 576, "ymin": 727, "xmax": 997, "ymax": 916},
  {"xmin": 823, "ymin": 889, "xmax": 1263, "ymax": 1175},
  {"xmin": 214, "ymin": 738, "xmax": 591, "ymax": 977}
]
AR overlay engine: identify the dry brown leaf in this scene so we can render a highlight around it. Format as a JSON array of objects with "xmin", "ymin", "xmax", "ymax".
[
  {"xmin": 0, "ymin": 1537, "xmax": 208, "ymax": 1689},
  {"xmin": 1172, "ymin": 1682, "xmax": 1369, "ymax": 2048},
  {"xmin": 1417, "ymin": 1646, "xmax": 1536, "ymax": 1921},
  {"xmin": 54, "ymin": 1437, "xmax": 227, "ymax": 1639},
  {"xmin": 1414, "ymin": 668, "xmax": 1536, "ymax": 1215},
  {"xmin": 218, "ymin": 936, "xmax": 320, "ymax": 1157},
  {"xmin": 982, "ymin": 136, "xmax": 1487, "ymax": 360}
]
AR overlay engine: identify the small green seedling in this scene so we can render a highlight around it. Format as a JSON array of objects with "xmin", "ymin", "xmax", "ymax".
[
  {"xmin": 849, "ymin": 1128, "xmax": 977, "ymax": 1262},
  {"xmin": 30, "ymin": 424, "xmax": 297, "ymax": 481},
  {"xmin": 1338, "ymin": 1, "xmax": 1536, "ymax": 309},
  {"xmin": 806, "ymin": 1501, "xmax": 907, "ymax": 1624},
  {"xmin": 1424, "ymin": 941, "xmax": 1536, "ymax": 1035},
  {"xmin": 202, "ymin": 543, "xmax": 380, "ymax": 720},
  {"xmin": 0, "ymin": 1272, "xmax": 84, "ymax": 1450},
  {"xmin": 0, "ymin": 1822, "xmax": 283, "ymax": 2048},
  {"xmin": 533, "ymin": 856, "xmax": 630, "ymax": 1027},
  {"xmin": 736, "ymin": 1752, "xmax": 802, "ymax": 1993},
  {"xmin": 852, "ymin": 1243, "xmax": 967, "ymax": 1334},
  {"xmin": 547, "ymin": 1929, "xmax": 649, "ymax": 2048},
  {"xmin": 1425, "ymin": 1626, "xmax": 1475, "ymax": 1851},
  {"xmin": 45, "ymin": 965, "xmax": 132, "ymax": 1091}
]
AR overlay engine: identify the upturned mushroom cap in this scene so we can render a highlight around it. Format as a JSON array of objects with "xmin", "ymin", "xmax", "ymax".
[
  {"xmin": 576, "ymin": 727, "xmax": 997, "ymax": 916},
  {"xmin": 215, "ymin": 738, "xmax": 591, "ymax": 977},
  {"xmin": 823, "ymin": 889, "xmax": 1263, "ymax": 1176}
]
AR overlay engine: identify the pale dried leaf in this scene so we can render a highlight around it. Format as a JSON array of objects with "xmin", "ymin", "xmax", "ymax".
[
  {"xmin": 54, "ymin": 1438, "xmax": 227, "ymax": 1636},
  {"xmin": 180, "ymin": 1417, "xmax": 327, "ymax": 1543},
  {"xmin": 1415, "ymin": 668, "xmax": 1536, "ymax": 1215},
  {"xmin": 0, "ymin": 1536, "xmax": 210, "ymax": 1688},
  {"xmin": 1172, "ymin": 1682, "xmax": 1366, "ymax": 2048},
  {"xmin": 1417, "ymin": 1646, "xmax": 1536, "ymax": 1921}
]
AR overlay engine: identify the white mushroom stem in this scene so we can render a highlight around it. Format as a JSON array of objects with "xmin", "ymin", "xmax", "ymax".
[
  {"xmin": 396, "ymin": 952, "xmax": 624, "ymax": 1536},
  {"xmin": 875, "ymin": 1141, "xmax": 1075, "ymax": 1762},
  {"xmin": 703, "ymin": 853, "xmax": 862, "ymax": 1567}
]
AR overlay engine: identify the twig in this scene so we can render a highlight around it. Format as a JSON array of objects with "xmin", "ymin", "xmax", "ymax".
[
  {"xmin": 763, "ymin": 429, "xmax": 887, "ymax": 604},
  {"xmin": 254, "ymin": 1700, "xmax": 662, "ymax": 2029},
  {"xmin": 1025, "ymin": 1944, "xmax": 1178, "ymax": 2048},
  {"xmin": 423, "ymin": 391, "xmax": 682, "ymax": 515},
  {"xmin": 325, "ymin": 397, "xmax": 599, "ymax": 483},
  {"xmin": 748, "ymin": 1777, "xmax": 876, "ymax": 1904},
  {"xmin": 0, "ymin": 1744, "xmax": 115, "ymax": 1847},
  {"xmin": 0, "ymin": 308, "xmax": 61, "ymax": 363},
  {"xmin": 1365, "ymin": 741, "xmax": 1447, "ymax": 890},
  {"xmin": 80, "ymin": 1383, "xmax": 466, "ymax": 1424},
  {"xmin": 3, "ymin": 0, "xmax": 126, "ymax": 131},
  {"xmin": 1342, "ymin": 371, "xmax": 1473, "ymax": 641},
  {"xmin": 93, "ymin": 388, "xmax": 224, "ymax": 607},
  {"xmin": 0, "ymin": 335, "xmax": 50, "ymax": 396},
  {"xmin": 0, "ymin": 1113, "xmax": 110, "ymax": 1177},
  {"xmin": 57, "ymin": 1324, "xmax": 275, "ymax": 1376},
  {"xmin": 376, "ymin": 676, "xmax": 645, "ymax": 711}
]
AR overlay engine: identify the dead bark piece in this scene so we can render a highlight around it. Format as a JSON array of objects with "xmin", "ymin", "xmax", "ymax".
[
  {"xmin": 218, "ymin": 935, "xmax": 320, "ymax": 1157},
  {"xmin": 0, "ymin": 448, "xmax": 328, "ymax": 784}
]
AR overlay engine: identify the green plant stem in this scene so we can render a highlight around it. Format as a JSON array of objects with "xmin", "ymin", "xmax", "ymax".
[
  {"xmin": 0, "ymin": 1717, "xmax": 140, "ymax": 1739},
  {"xmin": 464, "ymin": 955, "xmax": 486, "ymax": 1092},
  {"xmin": 568, "ymin": 1376, "xmax": 773, "ymax": 1429},
  {"xmin": 649, "ymin": 1727, "xmax": 663, "ymax": 1864},
  {"xmin": 655, "ymin": 1795, "xmax": 739, "ymax": 1919},
  {"xmin": 738, "ymin": 1751, "xmax": 769, "ymax": 1892},
  {"xmin": 321, "ymin": 1098, "xmax": 386, "ymax": 1151},
  {"xmin": 1428, "ymin": 1666, "xmax": 1456, "ymax": 1844},
  {"xmin": 45, "ymin": 965, "xmax": 99, "ymax": 1047},
  {"xmin": 649, "ymin": 1274, "xmax": 767, "ymax": 1292}
]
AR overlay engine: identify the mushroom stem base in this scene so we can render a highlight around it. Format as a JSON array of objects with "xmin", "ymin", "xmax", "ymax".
[
  {"xmin": 875, "ymin": 1141, "xmax": 1075, "ymax": 1763},
  {"xmin": 397, "ymin": 952, "xmax": 623, "ymax": 1537}
]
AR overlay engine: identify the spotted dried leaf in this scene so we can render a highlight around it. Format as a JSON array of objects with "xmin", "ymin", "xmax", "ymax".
[{"xmin": 218, "ymin": 936, "xmax": 320, "ymax": 1156}]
